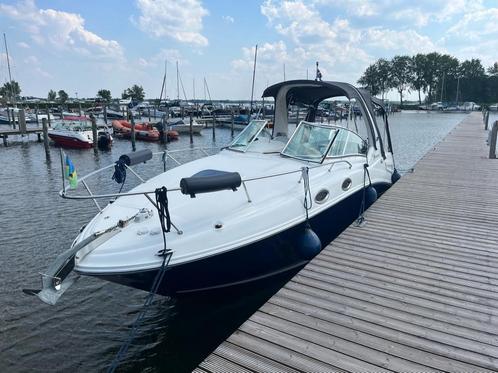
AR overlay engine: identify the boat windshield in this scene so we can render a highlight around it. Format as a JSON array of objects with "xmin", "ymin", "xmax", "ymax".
[
  {"xmin": 281, "ymin": 121, "xmax": 339, "ymax": 163},
  {"xmin": 228, "ymin": 120, "xmax": 269, "ymax": 152}
]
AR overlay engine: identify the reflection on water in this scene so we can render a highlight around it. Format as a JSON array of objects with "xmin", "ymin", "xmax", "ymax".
[{"xmin": 0, "ymin": 112, "xmax": 467, "ymax": 372}]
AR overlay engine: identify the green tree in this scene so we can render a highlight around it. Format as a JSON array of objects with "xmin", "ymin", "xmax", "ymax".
[
  {"xmin": 358, "ymin": 63, "xmax": 380, "ymax": 96},
  {"xmin": 436, "ymin": 54, "xmax": 459, "ymax": 102},
  {"xmin": 97, "ymin": 89, "xmax": 112, "ymax": 103},
  {"xmin": 58, "ymin": 90, "xmax": 68, "ymax": 104},
  {"xmin": 0, "ymin": 80, "xmax": 21, "ymax": 100},
  {"xmin": 375, "ymin": 59, "xmax": 391, "ymax": 100},
  {"xmin": 122, "ymin": 85, "xmax": 145, "ymax": 101},
  {"xmin": 411, "ymin": 54, "xmax": 428, "ymax": 105},
  {"xmin": 487, "ymin": 62, "xmax": 498, "ymax": 76},
  {"xmin": 47, "ymin": 89, "xmax": 56, "ymax": 101},
  {"xmin": 389, "ymin": 55, "xmax": 413, "ymax": 107}
]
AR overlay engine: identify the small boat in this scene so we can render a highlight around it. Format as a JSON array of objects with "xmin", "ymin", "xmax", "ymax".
[
  {"xmin": 28, "ymin": 80, "xmax": 399, "ymax": 304},
  {"xmin": 48, "ymin": 122, "xmax": 113, "ymax": 149},
  {"xmin": 63, "ymin": 114, "xmax": 89, "ymax": 121},
  {"xmin": 112, "ymin": 120, "xmax": 179, "ymax": 141},
  {"xmin": 167, "ymin": 118, "xmax": 204, "ymax": 134},
  {"xmin": 48, "ymin": 122, "xmax": 94, "ymax": 149}
]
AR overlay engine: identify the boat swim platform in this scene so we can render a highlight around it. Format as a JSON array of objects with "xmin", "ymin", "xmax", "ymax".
[{"xmin": 195, "ymin": 112, "xmax": 498, "ymax": 373}]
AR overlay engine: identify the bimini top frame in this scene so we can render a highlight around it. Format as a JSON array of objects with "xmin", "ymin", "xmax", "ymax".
[{"xmin": 262, "ymin": 80, "xmax": 387, "ymax": 159}]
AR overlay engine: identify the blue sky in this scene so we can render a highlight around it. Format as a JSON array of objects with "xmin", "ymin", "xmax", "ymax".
[{"xmin": 0, "ymin": 0, "xmax": 497, "ymax": 100}]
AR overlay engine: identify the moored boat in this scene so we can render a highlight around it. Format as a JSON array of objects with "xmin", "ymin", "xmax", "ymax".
[{"xmin": 27, "ymin": 80, "xmax": 399, "ymax": 304}]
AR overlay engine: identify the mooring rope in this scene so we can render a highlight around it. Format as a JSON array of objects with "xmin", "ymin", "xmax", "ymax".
[
  {"xmin": 356, "ymin": 164, "xmax": 372, "ymax": 226},
  {"xmin": 107, "ymin": 187, "xmax": 172, "ymax": 373},
  {"xmin": 301, "ymin": 167, "xmax": 312, "ymax": 225},
  {"xmin": 112, "ymin": 159, "xmax": 127, "ymax": 194}
]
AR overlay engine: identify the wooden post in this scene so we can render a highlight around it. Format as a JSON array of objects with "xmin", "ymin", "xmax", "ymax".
[
  {"xmin": 42, "ymin": 117, "xmax": 49, "ymax": 151},
  {"xmin": 189, "ymin": 112, "xmax": 194, "ymax": 144},
  {"xmin": 154, "ymin": 107, "xmax": 156, "ymax": 120},
  {"xmin": 2, "ymin": 135, "xmax": 7, "ymax": 146},
  {"xmin": 489, "ymin": 121, "xmax": 498, "ymax": 159},
  {"xmin": 6, "ymin": 106, "xmax": 11, "ymax": 127},
  {"xmin": 11, "ymin": 109, "xmax": 16, "ymax": 129},
  {"xmin": 148, "ymin": 108, "xmax": 151, "ymax": 122},
  {"xmin": 485, "ymin": 111, "xmax": 489, "ymax": 130},
  {"xmin": 47, "ymin": 108, "xmax": 51, "ymax": 128},
  {"xmin": 19, "ymin": 109, "xmax": 27, "ymax": 135},
  {"xmin": 90, "ymin": 114, "xmax": 98, "ymax": 148},
  {"xmin": 231, "ymin": 109, "xmax": 234, "ymax": 137},
  {"xmin": 36, "ymin": 105, "xmax": 39, "ymax": 126},
  {"xmin": 130, "ymin": 110, "xmax": 136, "ymax": 151},
  {"xmin": 103, "ymin": 105, "xmax": 108, "ymax": 124},
  {"xmin": 212, "ymin": 113, "xmax": 216, "ymax": 140},
  {"xmin": 181, "ymin": 106, "xmax": 184, "ymax": 120}
]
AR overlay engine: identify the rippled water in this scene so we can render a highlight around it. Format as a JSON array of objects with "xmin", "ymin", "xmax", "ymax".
[{"xmin": 0, "ymin": 112, "xmax": 470, "ymax": 372}]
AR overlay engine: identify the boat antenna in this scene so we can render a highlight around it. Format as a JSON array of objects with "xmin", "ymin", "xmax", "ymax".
[
  {"xmin": 3, "ymin": 33, "xmax": 15, "ymax": 105},
  {"xmin": 249, "ymin": 44, "xmax": 258, "ymax": 122},
  {"xmin": 315, "ymin": 61, "xmax": 322, "ymax": 81}
]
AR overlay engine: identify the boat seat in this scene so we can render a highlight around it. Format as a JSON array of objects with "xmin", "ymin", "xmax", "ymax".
[{"xmin": 180, "ymin": 169, "xmax": 242, "ymax": 198}]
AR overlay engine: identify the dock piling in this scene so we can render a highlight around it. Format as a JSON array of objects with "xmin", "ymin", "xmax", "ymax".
[
  {"xmin": 129, "ymin": 110, "xmax": 136, "ymax": 151},
  {"xmin": 189, "ymin": 113, "xmax": 193, "ymax": 144},
  {"xmin": 212, "ymin": 113, "xmax": 216, "ymax": 140},
  {"xmin": 19, "ymin": 109, "xmax": 27, "ymax": 135},
  {"xmin": 489, "ymin": 121, "xmax": 498, "ymax": 159},
  {"xmin": 42, "ymin": 118, "xmax": 49, "ymax": 151},
  {"xmin": 484, "ymin": 110, "xmax": 490, "ymax": 130},
  {"xmin": 103, "ymin": 105, "xmax": 107, "ymax": 125},
  {"xmin": 90, "ymin": 114, "xmax": 98, "ymax": 150},
  {"xmin": 231, "ymin": 109, "xmax": 234, "ymax": 137}
]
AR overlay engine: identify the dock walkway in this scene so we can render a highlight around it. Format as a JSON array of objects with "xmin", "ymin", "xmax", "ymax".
[{"xmin": 196, "ymin": 112, "xmax": 498, "ymax": 372}]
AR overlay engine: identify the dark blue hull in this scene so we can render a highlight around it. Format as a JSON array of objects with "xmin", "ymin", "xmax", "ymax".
[{"xmin": 91, "ymin": 182, "xmax": 390, "ymax": 296}]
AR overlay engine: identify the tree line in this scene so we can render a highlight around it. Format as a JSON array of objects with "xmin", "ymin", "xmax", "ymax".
[
  {"xmin": 358, "ymin": 53, "xmax": 498, "ymax": 107},
  {"xmin": 0, "ymin": 81, "xmax": 146, "ymax": 105}
]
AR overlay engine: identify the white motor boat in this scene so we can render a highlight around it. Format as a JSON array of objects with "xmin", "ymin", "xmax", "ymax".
[
  {"xmin": 167, "ymin": 117, "xmax": 204, "ymax": 134},
  {"xmin": 48, "ymin": 122, "xmax": 94, "ymax": 149},
  {"xmin": 26, "ymin": 80, "xmax": 399, "ymax": 304}
]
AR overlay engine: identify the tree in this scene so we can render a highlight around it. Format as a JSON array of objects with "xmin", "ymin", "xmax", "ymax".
[
  {"xmin": 389, "ymin": 55, "xmax": 413, "ymax": 107},
  {"xmin": 358, "ymin": 63, "xmax": 380, "ymax": 96},
  {"xmin": 459, "ymin": 59, "xmax": 485, "ymax": 79},
  {"xmin": 375, "ymin": 59, "xmax": 391, "ymax": 100},
  {"xmin": 97, "ymin": 89, "xmax": 112, "ymax": 103},
  {"xmin": 487, "ymin": 62, "xmax": 498, "ymax": 76},
  {"xmin": 47, "ymin": 89, "xmax": 56, "ymax": 101},
  {"xmin": 0, "ymin": 80, "xmax": 21, "ymax": 100},
  {"xmin": 58, "ymin": 90, "xmax": 68, "ymax": 104},
  {"xmin": 411, "ymin": 54, "xmax": 428, "ymax": 105},
  {"xmin": 122, "ymin": 85, "xmax": 145, "ymax": 101}
]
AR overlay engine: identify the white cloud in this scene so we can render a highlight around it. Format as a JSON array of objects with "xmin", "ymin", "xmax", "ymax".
[
  {"xmin": 222, "ymin": 15, "xmax": 234, "ymax": 23},
  {"xmin": 17, "ymin": 41, "xmax": 30, "ymax": 49},
  {"xmin": 363, "ymin": 28, "xmax": 437, "ymax": 54},
  {"xmin": 0, "ymin": 0, "xmax": 124, "ymax": 59},
  {"xmin": 313, "ymin": 0, "xmax": 379, "ymax": 17},
  {"xmin": 447, "ymin": 8, "xmax": 498, "ymax": 39},
  {"xmin": 137, "ymin": 48, "xmax": 185, "ymax": 68},
  {"xmin": 135, "ymin": 0, "xmax": 209, "ymax": 46},
  {"xmin": 23, "ymin": 55, "xmax": 39, "ymax": 65}
]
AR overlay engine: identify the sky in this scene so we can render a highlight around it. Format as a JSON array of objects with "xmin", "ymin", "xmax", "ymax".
[{"xmin": 0, "ymin": 0, "xmax": 497, "ymax": 101}]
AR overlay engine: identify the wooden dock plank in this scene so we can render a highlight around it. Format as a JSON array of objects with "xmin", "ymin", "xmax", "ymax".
[{"xmin": 197, "ymin": 113, "xmax": 498, "ymax": 372}]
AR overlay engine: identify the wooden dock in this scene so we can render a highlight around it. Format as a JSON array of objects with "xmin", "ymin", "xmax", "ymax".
[{"xmin": 196, "ymin": 112, "xmax": 498, "ymax": 372}]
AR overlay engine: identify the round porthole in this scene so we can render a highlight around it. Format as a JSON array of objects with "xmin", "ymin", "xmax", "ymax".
[
  {"xmin": 315, "ymin": 189, "xmax": 330, "ymax": 204},
  {"xmin": 342, "ymin": 178, "xmax": 352, "ymax": 191}
]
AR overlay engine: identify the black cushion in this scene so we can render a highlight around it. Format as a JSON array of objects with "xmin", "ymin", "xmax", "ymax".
[{"xmin": 180, "ymin": 169, "xmax": 242, "ymax": 198}]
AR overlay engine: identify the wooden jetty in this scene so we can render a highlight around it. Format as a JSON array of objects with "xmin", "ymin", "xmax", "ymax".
[
  {"xmin": 196, "ymin": 112, "xmax": 498, "ymax": 372},
  {"xmin": 0, "ymin": 127, "xmax": 46, "ymax": 145}
]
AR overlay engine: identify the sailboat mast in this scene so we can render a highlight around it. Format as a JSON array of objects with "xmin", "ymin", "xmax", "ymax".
[
  {"xmin": 455, "ymin": 76, "xmax": 460, "ymax": 106},
  {"xmin": 3, "ymin": 33, "xmax": 14, "ymax": 104},
  {"xmin": 440, "ymin": 72, "xmax": 445, "ymax": 103},
  {"xmin": 159, "ymin": 60, "xmax": 167, "ymax": 103},
  {"xmin": 249, "ymin": 44, "xmax": 258, "ymax": 118},
  {"xmin": 176, "ymin": 61, "xmax": 180, "ymax": 101}
]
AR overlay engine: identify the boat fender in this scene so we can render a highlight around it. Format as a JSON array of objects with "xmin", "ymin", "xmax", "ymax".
[
  {"xmin": 119, "ymin": 149, "xmax": 153, "ymax": 166},
  {"xmin": 391, "ymin": 169, "xmax": 401, "ymax": 184},
  {"xmin": 365, "ymin": 185, "xmax": 378, "ymax": 207},
  {"xmin": 298, "ymin": 226, "xmax": 322, "ymax": 260},
  {"xmin": 180, "ymin": 169, "xmax": 242, "ymax": 198}
]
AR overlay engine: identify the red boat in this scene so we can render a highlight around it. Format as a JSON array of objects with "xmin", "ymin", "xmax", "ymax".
[{"xmin": 112, "ymin": 120, "xmax": 178, "ymax": 141}]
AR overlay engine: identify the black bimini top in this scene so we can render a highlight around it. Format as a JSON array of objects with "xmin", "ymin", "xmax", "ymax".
[{"xmin": 263, "ymin": 80, "xmax": 386, "ymax": 157}]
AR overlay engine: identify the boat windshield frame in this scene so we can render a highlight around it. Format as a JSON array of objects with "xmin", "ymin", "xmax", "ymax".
[
  {"xmin": 227, "ymin": 120, "xmax": 269, "ymax": 153},
  {"xmin": 280, "ymin": 121, "xmax": 341, "ymax": 163}
]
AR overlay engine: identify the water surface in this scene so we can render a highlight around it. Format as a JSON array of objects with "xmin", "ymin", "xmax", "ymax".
[{"xmin": 0, "ymin": 112, "xmax": 468, "ymax": 372}]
